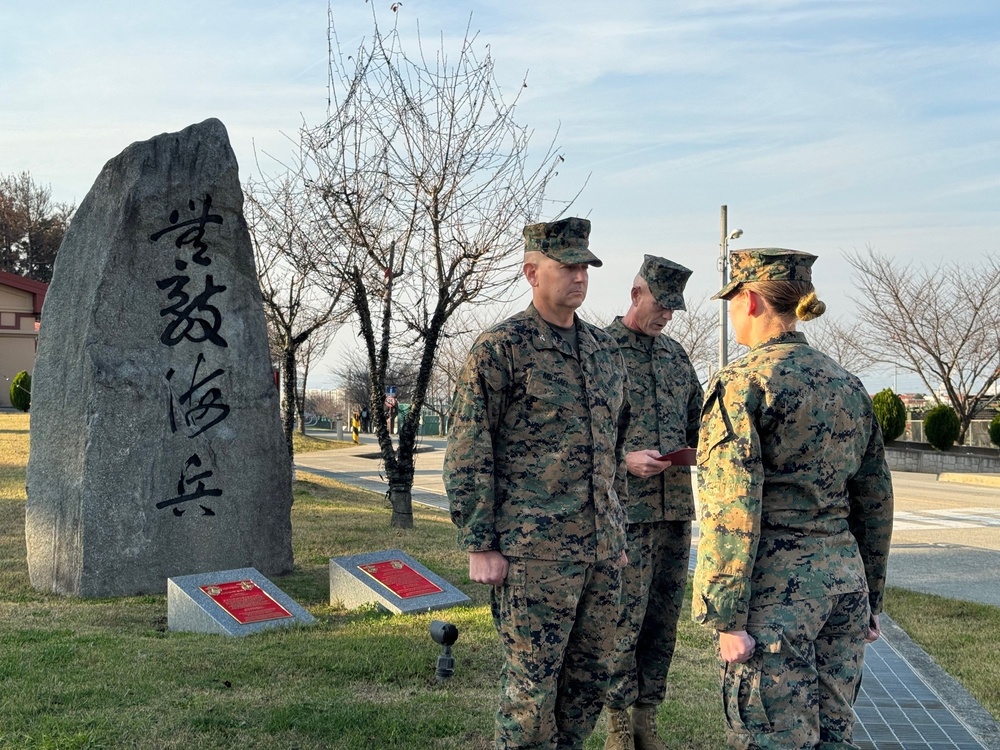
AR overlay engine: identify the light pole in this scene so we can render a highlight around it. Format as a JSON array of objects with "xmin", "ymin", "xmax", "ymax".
[{"xmin": 718, "ymin": 204, "xmax": 743, "ymax": 371}]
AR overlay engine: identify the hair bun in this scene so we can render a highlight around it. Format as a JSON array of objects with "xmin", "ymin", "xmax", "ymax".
[{"xmin": 796, "ymin": 291, "xmax": 826, "ymax": 321}]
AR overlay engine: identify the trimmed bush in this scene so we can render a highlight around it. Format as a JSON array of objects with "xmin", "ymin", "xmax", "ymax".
[
  {"xmin": 872, "ymin": 388, "xmax": 906, "ymax": 442},
  {"xmin": 9, "ymin": 370, "xmax": 31, "ymax": 412},
  {"xmin": 989, "ymin": 413, "xmax": 1000, "ymax": 449},
  {"xmin": 923, "ymin": 403, "xmax": 960, "ymax": 451}
]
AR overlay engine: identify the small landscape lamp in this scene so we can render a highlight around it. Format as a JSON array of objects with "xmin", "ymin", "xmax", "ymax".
[{"xmin": 430, "ymin": 620, "xmax": 459, "ymax": 682}]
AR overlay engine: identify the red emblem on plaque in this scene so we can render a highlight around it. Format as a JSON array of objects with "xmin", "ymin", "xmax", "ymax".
[{"xmin": 358, "ymin": 560, "xmax": 443, "ymax": 599}]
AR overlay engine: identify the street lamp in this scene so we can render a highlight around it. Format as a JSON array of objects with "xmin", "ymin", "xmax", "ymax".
[{"xmin": 718, "ymin": 205, "xmax": 743, "ymax": 371}]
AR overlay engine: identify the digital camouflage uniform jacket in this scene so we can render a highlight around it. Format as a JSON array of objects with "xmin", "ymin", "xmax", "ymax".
[
  {"xmin": 693, "ymin": 331, "xmax": 893, "ymax": 632},
  {"xmin": 445, "ymin": 304, "xmax": 630, "ymax": 562},
  {"xmin": 606, "ymin": 318, "xmax": 703, "ymax": 523}
]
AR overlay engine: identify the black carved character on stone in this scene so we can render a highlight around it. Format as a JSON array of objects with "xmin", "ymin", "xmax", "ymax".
[
  {"xmin": 166, "ymin": 352, "xmax": 231, "ymax": 437},
  {"xmin": 148, "ymin": 194, "xmax": 223, "ymax": 267},
  {"xmin": 156, "ymin": 453, "xmax": 223, "ymax": 514},
  {"xmin": 156, "ymin": 274, "xmax": 229, "ymax": 347}
]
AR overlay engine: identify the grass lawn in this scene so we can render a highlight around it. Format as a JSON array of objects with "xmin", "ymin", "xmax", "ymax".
[
  {"xmin": 0, "ymin": 413, "xmax": 721, "ymax": 749},
  {"xmin": 292, "ymin": 431, "xmax": 355, "ymax": 454},
  {"xmin": 1, "ymin": 412, "xmax": 998, "ymax": 748}
]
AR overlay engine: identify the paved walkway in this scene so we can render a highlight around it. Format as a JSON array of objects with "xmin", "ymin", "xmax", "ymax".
[{"xmin": 296, "ymin": 434, "xmax": 1000, "ymax": 749}]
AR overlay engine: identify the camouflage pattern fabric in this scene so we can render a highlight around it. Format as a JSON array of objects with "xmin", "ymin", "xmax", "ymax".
[
  {"xmin": 445, "ymin": 302, "xmax": 631, "ymax": 749},
  {"xmin": 692, "ymin": 330, "xmax": 893, "ymax": 749},
  {"xmin": 693, "ymin": 331, "xmax": 893, "ymax": 630},
  {"xmin": 605, "ymin": 519, "xmax": 691, "ymax": 709},
  {"xmin": 606, "ymin": 319, "xmax": 702, "ymax": 524},
  {"xmin": 492, "ymin": 557, "xmax": 622, "ymax": 749},
  {"xmin": 712, "ymin": 247, "xmax": 818, "ymax": 300},
  {"xmin": 523, "ymin": 217, "xmax": 603, "ymax": 267},
  {"xmin": 602, "ymin": 318, "xmax": 701, "ymax": 712},
  {"xmin": 445, "ymin": 303, "xmax": 630, "ymax": 562},
  {"xmin": 722, "ymin": 592, "xmax": 869, "ymax": 749},
  {"xmin": 639, "ymin": 254, "xmax": 692, "ymax": 311}
]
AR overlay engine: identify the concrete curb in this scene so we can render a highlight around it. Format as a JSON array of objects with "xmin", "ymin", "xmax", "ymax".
[
  {"xmin": 938, "ymin": 472, "xmax": 1000, "ymax": 488},
  {"xmin": 879, "ymin": 613, "xmax": 1000, "ymax": 749}
]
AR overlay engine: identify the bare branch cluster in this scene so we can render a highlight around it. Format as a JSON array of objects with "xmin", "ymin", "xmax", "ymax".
[
  {"xmin": 666, "ymin": 296, "xmax": 722, "ymax": 384},
  {"xmin": 294, "ymin": 9, "xmax": 567, "ymax": 525},
  {"xmin": 244, "ymin": 169, "xmax": 347, "ymax": 457},
  {"xmin": 0, "ymin": 171, "xmax": 75, "ymax": 283},
  {"xmin": 846, "ymin": 247, "xmax": 1000, "ymax": 443}
]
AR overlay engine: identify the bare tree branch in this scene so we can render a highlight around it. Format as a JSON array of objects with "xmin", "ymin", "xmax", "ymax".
[
  {"xmin": 845, "ymin": 247, "xmax": 1000, "ymax": 444},
  {"xmin": 244, "ymin": 168, "xmax": 347, "ymax": 459},
  {"xmin": 295, "ymin": 8, "xmax": 569, "ymax": 527}
]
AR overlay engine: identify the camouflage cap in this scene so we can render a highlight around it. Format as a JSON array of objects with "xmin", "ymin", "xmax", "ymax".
[
  {"xmin": 639, "ymin": 254, "xmax": 692, "ymax": 311},
  {"xmin": 712, "ymin": 247, "xmax": 817, "ymax": 300},
  {"xmin": 523, "ymin": 217, "xmax": 603, "ymax": 267}
]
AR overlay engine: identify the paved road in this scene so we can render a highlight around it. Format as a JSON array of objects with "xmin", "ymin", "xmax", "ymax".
[
  {"xmin": 885, "ymin": 472, "xmax": 1000, "ymax": 607},
  {"xmin": 301, "ymin": 434, "xmax": 1000, "ymax": 607}
]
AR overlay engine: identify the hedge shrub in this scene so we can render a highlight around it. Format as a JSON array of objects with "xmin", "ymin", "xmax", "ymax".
[
  {"xmin": 9, "ymin": 370, "xmax": 31, "ymax": 412},
  {"xmin": 872, "ymin": 388, "xmax": 906, "ymax": 443},
  {"xmin": 989, "ymin": 413, "xmax": 1000, "ymax": 449},
  {"xmin": 923, "ymin": 403, "xmax": 959, "ymax": 451}
]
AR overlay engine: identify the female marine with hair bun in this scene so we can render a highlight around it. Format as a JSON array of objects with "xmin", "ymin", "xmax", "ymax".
[{"xmin": 692, "ymin": 248, "xmax": 893, "ymax": 750}]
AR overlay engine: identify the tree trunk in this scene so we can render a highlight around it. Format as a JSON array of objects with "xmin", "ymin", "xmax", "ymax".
[
  {"xmin": 388, "ymin": 484, "xmax": 414, "ymax": 528},
  {"xmin": 281, "ymin": 345, "xmax": 297, "ymax": 460}
]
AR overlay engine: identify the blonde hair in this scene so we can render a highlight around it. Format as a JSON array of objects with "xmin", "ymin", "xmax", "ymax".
[{"xmin": 743, "ymin": 280, "xmax": 826, "ymax": 321}]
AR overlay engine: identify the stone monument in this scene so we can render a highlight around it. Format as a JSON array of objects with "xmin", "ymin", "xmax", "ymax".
[{"xmin": 25, "ymin": 118, "xmax": 293, "ymax": 597}]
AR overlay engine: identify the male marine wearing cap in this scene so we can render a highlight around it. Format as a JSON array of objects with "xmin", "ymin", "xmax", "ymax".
[
  {"xmin": 602, "ymin": 256, "xmax": 703, "ymax": 750},
  {"xmin": 445, "ymin": 217, "xmax": 631, "ymax": 749}
]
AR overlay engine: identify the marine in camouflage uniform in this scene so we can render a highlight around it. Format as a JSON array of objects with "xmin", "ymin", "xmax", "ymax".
[
  {"xmin": 444, "ymin": 217, "xmax": 631, "ymax": 750},
  {"xmin": 692, "ymin": 248, "xmax": 894, "ymax": 750},
  {"xmin": 603, "ymin": 256, "xmax": 703, "ymax": 750}
]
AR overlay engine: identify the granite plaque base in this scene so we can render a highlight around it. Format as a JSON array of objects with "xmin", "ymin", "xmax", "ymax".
[
  {"xmin": 329, "ymin": 549, "xmax": 470, "ymax": 614},
  {"xmin": 168, "ymin": 567, "xmax": 315, "ymax": 636}
]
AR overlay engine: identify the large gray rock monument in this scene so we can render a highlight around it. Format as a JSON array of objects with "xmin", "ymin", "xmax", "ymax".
[{"xmin": 25, "ymin": 118, "xmax": 293, "ymax": 597}]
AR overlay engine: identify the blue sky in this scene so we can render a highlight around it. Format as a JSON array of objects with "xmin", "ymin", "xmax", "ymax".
[{"xmin": 2, "ymin": 1, "xmax": 998, "ymax": 392}]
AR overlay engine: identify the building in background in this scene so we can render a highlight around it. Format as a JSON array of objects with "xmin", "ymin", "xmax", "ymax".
[{"xmin": 0, "ymin": 270, "xmax": 47, "ymax": 408}]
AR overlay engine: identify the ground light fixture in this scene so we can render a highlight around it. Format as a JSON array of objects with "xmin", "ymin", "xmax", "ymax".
[{"xmin": 430, "ymin": 620, "xmax": 459, "ymax": 681}]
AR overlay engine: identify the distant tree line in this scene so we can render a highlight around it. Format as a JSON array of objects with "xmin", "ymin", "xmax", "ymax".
[{"xmin": 0, "ymin": 171, "xmax": 75, "ymax": 283}]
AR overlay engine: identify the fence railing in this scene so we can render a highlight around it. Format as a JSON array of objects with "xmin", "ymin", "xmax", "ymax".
[{"xmin": 903, "ymin": 419, "xmax": 998, "ymax": 449}]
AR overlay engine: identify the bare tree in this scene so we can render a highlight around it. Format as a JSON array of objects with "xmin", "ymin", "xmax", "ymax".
[
  {"xmin": 0, "ymin": 171, "xmax": 75, "ymax": 282},
  {"xmin": 294, "ymin": 322, "xmax": 336, "ymax": 435},
  {"xmin": 666, "ymin": 295, "xmax": 721, "ymax": 384},
  {"xmin": 334, "ymin": 355, "xmax": 419, "ymax": 433},
  {"xmin": 303, "ymin": 391, "xmax": 340, "ymax": 422},
  {"xmin": 805, "ymin": 314, "xmax": 876, "ymax": 376},
  {"xmin": 297, "ymin": 9, "xmax": 567, "ymax": 526},
  {"xmin": 420, "ymin": 305, "xmax": 513, "ymax": 435},
  {"xmin": 846, "ymin": 248, "xmax": 1000, "ymax": 444},
  {"xmin": 245, "ymin": 170, "xmax": 346, "ymax": 459}
]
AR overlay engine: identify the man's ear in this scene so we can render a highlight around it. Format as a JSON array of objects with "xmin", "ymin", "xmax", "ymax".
[
  {"xmin": 523, "ymin": 262, "xmax": 538, "ymax": 287},
  {"xmin": 630, "ymin": 285, "xmax": 641, "ymax": 305}
]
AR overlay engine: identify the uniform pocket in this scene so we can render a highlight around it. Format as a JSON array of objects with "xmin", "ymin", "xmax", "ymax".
[
  {"xmin": 499, "ymin": 558, "xmax": 533, "ymax": 658},
  {"xmin": 722, "ymin": 653, "xmax": 773, "ymax": 735}
]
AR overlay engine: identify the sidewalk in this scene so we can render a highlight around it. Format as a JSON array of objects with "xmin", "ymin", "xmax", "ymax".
[{"xmin": 296, "ymin": 436, "xmax": 1000, "ymax": 750}]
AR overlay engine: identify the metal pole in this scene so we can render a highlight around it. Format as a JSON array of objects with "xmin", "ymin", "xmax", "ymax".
[{"xmin": 719, "ymin": 205, "xmax": 729, "ymax": 371}]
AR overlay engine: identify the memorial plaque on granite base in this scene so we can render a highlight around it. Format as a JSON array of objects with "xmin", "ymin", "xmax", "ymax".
[
  {"xmin": 329, "ymin": 549, "xmax": 470, "ymax": 614},
  {"xmin": 168, "ymin": 567, "xmax": 315, "ymax": 636}
]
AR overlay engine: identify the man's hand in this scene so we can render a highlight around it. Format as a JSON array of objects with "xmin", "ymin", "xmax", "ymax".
[
  {"xmin": 625, "ymin": 449, "xmax": 671, "ymax": 478},
  {"xmin": 865, "ymin": 614, "xmax": 881, "ymax": 643},
  {"xmin": 719, "ymin": 629, "xmax": 756, "ymax": 663},
  {"xmin": 469, "ymin": 550, "xmax": 509, "ymax": 585}
]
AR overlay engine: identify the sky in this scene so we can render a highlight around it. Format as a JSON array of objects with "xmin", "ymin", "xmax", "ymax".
[{"xmin": 2, "ymin": 0, "xmax": 999, "ymax": 393}]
